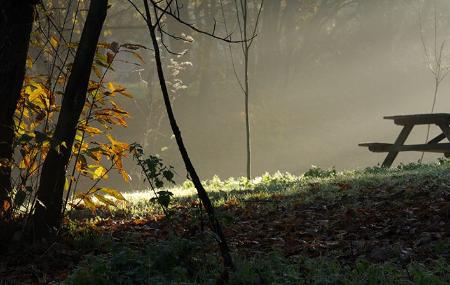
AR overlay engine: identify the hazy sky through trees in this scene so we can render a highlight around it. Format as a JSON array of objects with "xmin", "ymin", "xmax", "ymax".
[{"xmin": 97, "ymin": 0, "xmax": 450, "ymax": 188}]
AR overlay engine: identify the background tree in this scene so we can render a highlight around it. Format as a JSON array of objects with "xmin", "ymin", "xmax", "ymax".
[
  {"xmin": 221, "ymin": 0, "xmax": 263, "ymax": 179},
  {"xmin": 419, "ymin": 3, "xmax": 450, "ymax": 162}
]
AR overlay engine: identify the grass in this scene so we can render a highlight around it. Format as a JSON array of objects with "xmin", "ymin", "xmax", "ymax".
[
  {"xmin": 3, "ymin": 161, "xmax": 450, "ymax": 284},
  {"xmin": 117, "ymin": 161, "xmax": 450, "ymax": 218}
]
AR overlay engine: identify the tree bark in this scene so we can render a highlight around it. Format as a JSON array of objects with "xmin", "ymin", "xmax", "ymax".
[
  {"xmin": 0, "ymin": 0, "xmax": 36, "ymax": 217},
  {"xmin": 33, "ymin": 0, "xmax": 108, "ymax": 237}
]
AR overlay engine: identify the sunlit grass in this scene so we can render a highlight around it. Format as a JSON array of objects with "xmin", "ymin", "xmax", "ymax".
[
  {"xmin": 113, "ymin": 160, "xmax": 450, "ymax": 218},
  {"xmin": 69, "ymin": 160, "xmax": 450, "ymax": 228}
]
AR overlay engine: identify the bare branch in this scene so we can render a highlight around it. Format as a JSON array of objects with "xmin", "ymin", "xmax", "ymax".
[
  {"xmin": 127, "ymin": 0, "xmax": 147, "ymax": 21},
  {"xmin": 248, "ymin": 0, "xmax": 263, "ymax": 49},
  {"xmin": 219, "ymin": 0, "xmax": 245, "ymax": 94},
  {"xmin": 159, "ymin": 26, "xmax": 193, "ymax": 43},
  {"xmin": 150, "ymin": 0, "xmax": 249, "ymax": 43}
]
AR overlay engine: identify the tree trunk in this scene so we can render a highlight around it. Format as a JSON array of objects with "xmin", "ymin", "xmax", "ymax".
[
  {"xmin": 142, "ymin": 1, "xmax": 234, "ymax": 270},
  {"xmin": 33, "ymin": 0, "xmax": 108, "ymax": 238},
  {"xmin": 244, "ymin": 48, "xmax": 251, "ymax": 180},
  {"xmin": 0, "ymin": 0, "xmax": 36, "ymax": 217},
  {"xmin": 242, "ymin": 1, "xmax": 252, "ymax": 180}
]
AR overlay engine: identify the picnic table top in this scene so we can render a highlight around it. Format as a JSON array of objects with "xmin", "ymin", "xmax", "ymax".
[
  {"xmin": 384, "ymin": 113, "xmax": 450, "ymax": 125},
  {"xmin": 360, "ymin": 113, "xmax": 450, "ymax": 167}
]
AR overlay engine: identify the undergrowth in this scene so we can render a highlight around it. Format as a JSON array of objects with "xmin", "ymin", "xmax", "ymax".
[{"xmin": 65, "ymin": 236, "xmax": 450, "ymax": 285}]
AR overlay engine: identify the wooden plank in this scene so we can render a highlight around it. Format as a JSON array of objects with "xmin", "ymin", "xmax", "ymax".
[
  {"xmin": 396, "ymin": 143, "xmax": 450, "ymax": 152},
  {"xmin": 360, "ymin": 142, "xmax": 450, "ymax": 153},
  {"xmin": 359, "ymin": 143, "xmax": 393, "ymax": 152},
  {"xmin": 382, "ymin": 124, "xmax": 413, "ymax": 167},
  {"xmin": 384, "ymin": 113, "xmax": 450, "ymax": 126},
  {"xmin": 359, "ymin": 132, "xmax": 446, "ymax": 151}
]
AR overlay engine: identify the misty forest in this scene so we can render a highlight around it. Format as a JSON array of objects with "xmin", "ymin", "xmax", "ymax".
[{"xmin": 3, "ymin": 0, "xmax": 450, "ymax": 284}]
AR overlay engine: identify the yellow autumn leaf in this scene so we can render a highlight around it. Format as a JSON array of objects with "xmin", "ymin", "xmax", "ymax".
[
  {"xmin": 106, "ymin": 134, "xmax": 129, "ymax": 153},
  {"xmin": 107, "ymin": 82, "xmax": 116, "ymax": 93},
  {"xmin": 120, "ymin": 169, "xmax": 131, "ymax": 183},
  {"xmin": 50, "ymin": 35, "xmax": 59, "ymax": 48},
  {"xmin": 75, "ymin": 133, "xmax": 83, "ymax": 142},
  {"xmin": 64, "ymin": 177, "xmax": 70, "ymax": 192},
  {"xmin": 24, "ymin": 86, "xmax": 32, "ymax": 96},
  {"xmin": 111, "ymin": 101, "xmax": 128, "ymax": 115},
  {"xmin": 28, "ymin": 88, "xmax": 42, "ymax": 102},
  {"xmin": 92, "ymin": 65, "xmax": 103, "ymax": 79},
  {"xmin": 118, "ymin": 89, "xmax": 133, "ymax": 98},
  {"xmin": 112, "ymin": 116, "xmax": 127, "ymax": 127},
  {"xmin": 22, "ymin": 108, "xmax": 30, "ymax": 119},
  {"xmin": 26, "ymin": 56, "xmax": 33, "ymax": 69},
  {"xmin": 16, "ymin": 121, "xmax": 28, "ymax": 135},
  {"xmin": 92, "ymin": 166, "xmax": 107, "ymax": 180},
  {"xmin": 82, "ymin": 196, "xmax": 97, "ymax": 212},
  {"xmin": 29, "ymin": 162, "xmax": 39, "ymax": 176},
  {"xmin": 107, "ymin": 82, "xmax": 126, "ymax": 93},
  {"xmin": 83, "ymin": 126, "xmax": 102, "ymax": 135},
  {"xmin": 75, "ymin": 155, "xmax": 88, "ymax": 172},
  {"xmin": 87, "ymin": 81, "xmax": 100, "ymax": 92},
  {"xmin": 87, "ymin": 148, "xmax": 103, "ymax": 162},
  {"xmin": 19, "ymin": 159, "xmax": 27, "ymax": 169},
  {"xmin": 99, "ymin": 187, "xmax": 127, "ymax": 201},
  {"xmin": 42, "ymin": 140, "xmax": 50, "ymax": 149},
  {"xmin": 94, "ymin": 194, "xmax": 116, "ymax": 207},
  {"xmin": 28, "ymin": 84, "xmax": 51, "ymax": 110}
]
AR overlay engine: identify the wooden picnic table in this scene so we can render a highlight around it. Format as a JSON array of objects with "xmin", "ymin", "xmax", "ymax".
[{"xmin": 359, "ymin": 113, "xmax": 450, "ymax": 168}]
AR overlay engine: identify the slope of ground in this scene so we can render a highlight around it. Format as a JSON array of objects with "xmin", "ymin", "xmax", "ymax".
[{"xmin": 2, "ymin": 162, "xmax": 450, "ymax": 284}]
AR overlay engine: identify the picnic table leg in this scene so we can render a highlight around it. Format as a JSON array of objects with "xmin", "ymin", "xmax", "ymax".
[
  {"xmin": 437, "ymin": 123, "xmax": 450, "ymax": 141},
  {"xmin": 382, "ymin": 124, "xmax": 413, "ymax": 168},
  {"xmin": 437, "ymin": 124, "xmax": 450, "ymax": 158},
  {"xmin": 427, "ymin": 133, "xmax": 446, "ymax": 144}
]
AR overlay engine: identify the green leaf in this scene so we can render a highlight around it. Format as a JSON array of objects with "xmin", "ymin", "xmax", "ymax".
[
  {"xmin": 163, "ymin": 170, "xmax": 174, "ymax": 183},
  {"xmin": 34, "ymin": 130, "xmax": 50, "ymax": 144},
  {"xmin": 154, "ymin": 190, "xmax": 173, "ymax": 208},
  {"xmin": 14, "ymin": 190, "xmax": 27, "ymax": 208},
  {"xmin": 17, "ymin": 133, "xmax": 34, "ymax": 145}
]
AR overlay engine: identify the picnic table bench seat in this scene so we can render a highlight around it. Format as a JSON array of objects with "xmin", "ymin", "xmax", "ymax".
[{"xmin": 359, "ymin": 113, "xmax": 450, "ymax": 167}]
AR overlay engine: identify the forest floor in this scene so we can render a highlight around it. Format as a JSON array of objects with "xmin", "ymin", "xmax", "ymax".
[{"xmin": 2, "ymin": 162, "xmax": 450, "ymax": 284}]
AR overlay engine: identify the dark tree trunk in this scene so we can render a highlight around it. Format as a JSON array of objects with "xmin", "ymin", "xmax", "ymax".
[
  {"xmin": 0, "ymin": 0, "xmax": 36, "ymax": 217},
  {"xmin": 142, "ymin": 1, "xmax": 234, "ymax": 270},
  {"xmin": 33, "ymin": 0, "xmax": 108, "ymax": 238}
]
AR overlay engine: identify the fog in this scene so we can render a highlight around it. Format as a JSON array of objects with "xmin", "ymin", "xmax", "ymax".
[{"xmin": 103, "ymin": 0, "xmax": 450, "ymax": 188}]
